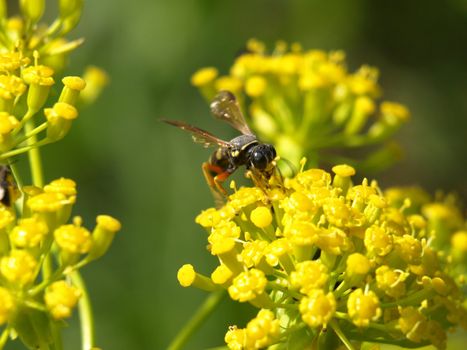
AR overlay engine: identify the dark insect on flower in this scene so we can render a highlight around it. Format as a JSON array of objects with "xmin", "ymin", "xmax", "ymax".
[
  {"xmin": 0, "ymin": 165, "xmax": 18, "ymax": 207},
  {"xmin": 163, "ymin": 90, "xmax": 277, "ymax": 205}
]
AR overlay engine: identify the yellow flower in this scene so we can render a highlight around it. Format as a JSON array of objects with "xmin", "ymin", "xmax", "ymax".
[
  {"xmin": 228, "ymin": 269, "xmax": 267, "ymax": 302},
  {"xmin": 54, "ymin": 223, "xmax": 92, "ymax": 254},
  {"xmin": 375, "ymin": 265, "xmax": 408, "ymax": 298},
  {"xmin": 0, "ymin": 112, "xmax": 19, "ymax": 134},
  {"xmin": 299, "ymin": 289, "xmax": 336, "ymax": 327},
  {"xmin": 10, "ymin": 216, "xmax": 49, "ymax": 248},
  {"xmin": 44, "ymin": 280, "xmax": 81, "ymax": 319},
  {"xmin": 225, "ymin": 326, "xmax": 249, "ymax": 350},
  {"xmin": 346, "ymin": 253, "xmax": 371, "ymax": 276},
  {"xmin": 245, "ymin": 309, "xmax": 280, "ymax": 348},
  {"xmin": 364, "ymin": 224, "xmax": 393, "ymax": 256},
  {"xmin": 191, "ymin": 67, "xmax": 218, "ymax": 87},
  {"xmin": 0, "ymin": 249, "xmax": 37, "ymax": 286},
  {"xmin": 347, "ymin": 289, "xmax": 382, "ymax": 327},
  {"xmin": 290, "ymin": 260, "xmax": 328, "ymax": 294},
  {"xmin": 44, "ymin": 177, "xmax": 77, "ymax": 196}
]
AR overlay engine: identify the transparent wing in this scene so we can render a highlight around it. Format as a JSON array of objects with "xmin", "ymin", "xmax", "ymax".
[
  {"xmin": 210, "ymin": 90, "xmax": 254, "ymax": 136},
  {"xmin": 162, "ymin": 119, "xmax": 231, "ymax": 148}
]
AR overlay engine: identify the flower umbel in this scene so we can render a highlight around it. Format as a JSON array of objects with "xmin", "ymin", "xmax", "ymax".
[{"xmin": 179, "ymin": 163, "xmax": 466, "ymax": 350}]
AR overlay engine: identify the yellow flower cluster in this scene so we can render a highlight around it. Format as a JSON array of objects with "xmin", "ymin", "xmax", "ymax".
[
  {"xmin": 178, "ymin": 164, "xmax": 466, "ymax": 349},
  {"xmin": 0, "ymin": 0, "xmax": 107, "ymax": 161},
  {"xmin": 192, "ymin": 39, "xmax": 410, "ymax": 172},
  {"xmin": 0, "ymin": 177, "xmax": 120, "ymax": 347}
]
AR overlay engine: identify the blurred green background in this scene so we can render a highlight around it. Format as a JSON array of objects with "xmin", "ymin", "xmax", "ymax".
[{"xmin": 11, "ymin": 0, "xmax": 467, "ymax": 349}]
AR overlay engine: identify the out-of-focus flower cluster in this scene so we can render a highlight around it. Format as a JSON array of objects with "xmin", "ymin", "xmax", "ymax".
[
  {"xmin": 192, "ymin": 39, "xmax": 409, "ymax": 172},
  {"xmin": 0, "ymin": 177, "xmax": 120, "ymax": 348},
  {"xmin": 0, "ymin": 0, "xmax": 108, "ymax": 162},
  {"xmin": 178, "ymin": 163, "xmax": 466, "ymax": 349}
]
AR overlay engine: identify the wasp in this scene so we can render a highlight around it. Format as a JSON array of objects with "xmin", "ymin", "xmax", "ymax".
[{"xmin": 163, "ymin": 90, "xmax": 277, "ymax": 203}]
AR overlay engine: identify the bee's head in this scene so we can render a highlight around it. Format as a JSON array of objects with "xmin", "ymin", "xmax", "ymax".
[{"xmin": 249, "ymin": 144, "xmax": 276, "ymax": 170}]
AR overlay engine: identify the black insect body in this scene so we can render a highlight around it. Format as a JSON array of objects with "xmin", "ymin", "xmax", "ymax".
[{"xmin": 163, "ymin": 90, "xmax": 277, "ymax": 203}]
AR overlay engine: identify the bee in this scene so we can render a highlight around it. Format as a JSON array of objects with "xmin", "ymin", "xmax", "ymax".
[
  {"xmin": 0, "ymin": 165, "xmax": 18, "ymax": 207},
  {"xmin": 163, "ymin": 90, "xmax": 277, "ymax": 203}
]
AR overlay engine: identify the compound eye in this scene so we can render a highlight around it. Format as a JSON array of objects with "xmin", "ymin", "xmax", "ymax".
[{"xmin": 252, "ymin": 150, "xmax": 268, "ymax": 170}]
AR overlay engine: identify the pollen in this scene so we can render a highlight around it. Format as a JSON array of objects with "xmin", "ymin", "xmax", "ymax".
[
  {"xmin": 44, "ymin": 280, "xmax": 81, "ymax": 320},
  {"xmin": 191, "ymin": 67, "xmax": 218, "ymax": 87},
  {"xmin": 54, "ymin": 223, "xmax": 92, "ymax": 254},
  {"xmin": 250, "ymin": 206, "xmax": 272, "ymax": 228},
  {"xmin": 228, "ymin": 268, "xmax": 267, "ymax": 302},
  {"xmin": 10, "ymin": 216, "xmax": 49, "ymax": 248},
  {"xmin": 0, "ymin": 249, "xmax": 38, "ymax": 286},
  {"xmin": 299, "ymin": 289, "xmax": 336, "ymax": 328},
  {"xmin": 347, "ymin": 289, "xmax": 382, "ymax": 327}
]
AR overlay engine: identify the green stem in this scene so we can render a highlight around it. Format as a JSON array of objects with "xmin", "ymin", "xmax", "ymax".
[
  {"xmin": 0, "ymin": 328, "xmax": 9, "ymax": 350},
  {"xmin": 167, "ymin": 290, "xmax": 226, "ymax": 350},
  {"xmin": 25, "ymin": 120, "xmax": 44, "ymax": 187},
  {"xmin": 329, "ymin": 319, "xmax": 355, "ymax": 350},
  {"xmin": 71, "ymin": 271, "xmax": 95, "ymax": 350},
  {"xmin": 15, "ymin": 121, "xmax": 49, "ymax": 146},
  {"xmin": 0, "ymin": 139, "xmax": 51, "ymax": 161}
]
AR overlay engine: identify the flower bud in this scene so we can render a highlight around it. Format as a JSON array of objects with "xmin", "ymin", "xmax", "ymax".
[
  {"xmin": 0, "ymin": 287, "xmax": 14, "ymax": 325},
  {"xmin": 22, "ymin": 64, "xmax": 55, "ymax": 113},
  {"xmin": 0, "ymin": 249, "xmax": 37, "ymax": 286},
  {"xmin": 44, "ymin": 102, "xmax": 78, "ymax": 141},
  {"xmin": 177, "ymin": 264, "xmax": 217, "ymax": 291},
  {"xmin": 45, "ymin": 280, "xmax": 81, "ymax": 319},
  {"xmin": 59, "ymin": 76, "xmax": 86, "ymax": 105},
  {"xmin": 80, "ymin": 66, "xmax": 109, "ymax": 105},
  {"xmin": 87, "ymin": 215, "xmax": 121, "ymax": 261}
]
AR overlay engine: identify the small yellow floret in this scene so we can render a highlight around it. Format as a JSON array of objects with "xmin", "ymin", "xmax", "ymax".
[
  {"xmin": 28, "ymin": 192, "xmax": 68, "ymax": 212},
  {"xmin": 246, "ymin": 309, "xmax": 280, "ymax": 348},
  {"xmin": 0, "ymin": 250, "xmax": 37, "ymax": 286},
  {"xmin": 240, "ymin": 240, "xmax": 267, "ymax": 268},
  {"xmin": 332, "ymin": 164, "xmax": 356, "ymax": 177},
  {"xmin": 0, "ymin": 287, "xmax": 14, "ymax": 325},
  {"xmin": 0, "ymin": 112, "xmax": 19, "ymax": 134},
  {"xmin": 191, "ymin": 67, "xmax": 218, "ymax": 87},
  {"xmin": 22, "ymin": 65, "xmax": 55, "ymax": 86},
  {"xmin": 10, "ymin": 216, "xmax": 48, "ymax": 248},
  {"xmin": 96, "ymin": 215, "xmax": 121, "ymax": 233},
  {"xmin": 0, "ymin": 75, "xmax": 26, "ymax": 100},
  {"xmin": 62, "ymin": 76, "xmax": 86, "ymax": 91},
  {"xmin": 250, "ymin": 206, "xmax": 272, "ymax": 228},
  {"xmin": 177, "ymin": 264, "xmax": 196, "ymax": 287},
  {"xmin": 0, "ymin": 206, "xmax": 15, "ymax": 229},
  {"xmin": 346, "ymin": 253, "xmax": 371, "ymax": 276},
  {"xmin": 290, "ymin": 260, "xmax": 328, "ymax": 294},
  {"xmin": 375, "ymin": 265, "xmax": 407, "ymax": 298},
  {"xmin": 299, "ymin": 289, "xmax": 336, "ymax": 327},
  {"xmin": 228, "ymin": 268, "xmax": 267, "ymax": 302},
  {"xmin": 44, "ymin": 178, "xmax": 77, "ymax": 196},
  {"xmin": 347, "ymin": 289, "xmax": 382, "ymax": 327},
  {"xmin": 211, "ymin": 264, "xmax": 233, "ymax": 285},
  {"xmin": 364, "ymin": 225, "xmax": 393, "ymax": 256},
  {"xmin": 54, "ymin": 224, "xmax": 92, "ymax": 254},
  {"xmin": 225, "ymin": 326, "xmax": 249, "ymax": 350},
  {"xmin": 398, "ymin": 306, "xmax": 428, "ymax": 343},
  {"xmin": 245, "ymin": 75, "xmax": 267, "ymax": 97},
  {"xmin": 44, "ymin": 102, "xmax": 78, "ymax": 121},
  {"xmin": 45, "ymin": 281, "xmax": 81, "ymax": 319}
]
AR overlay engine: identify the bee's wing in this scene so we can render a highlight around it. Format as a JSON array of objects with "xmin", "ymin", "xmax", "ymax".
[
  {"xmin": 210, "ymin": 90, "xmax": 254, "ymax": 136},
  {"xmin": 162, "ymin": 119, "xmax": 231, "ymax": 148}
]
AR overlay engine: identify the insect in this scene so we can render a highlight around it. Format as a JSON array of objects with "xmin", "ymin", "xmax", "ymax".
[
  {"xmin": 163, "ymin": 90, "xmax": 277, "ymax": 203},
  {"xmin": 0, "ymin": 165, "xmax": 18, "ymax": 207}
]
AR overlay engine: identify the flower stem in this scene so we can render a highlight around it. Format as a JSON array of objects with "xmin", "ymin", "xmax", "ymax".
[
  {"xmin": 71, "ymin": 271, "xmax": 95, "ymax": 350},
  {"xmin": 329, "ymin": 319, "xmax": 355, "ymax": 350},
  {"xmin": 167, "ymin": 290, "xmax": 225, "ymax": 350},
  {"xmin": 25, "ymin": 120, "xmax": 44, "ymax": 187},
  {"xmin": 0, "ymin": 328, "xmax": 9, "ymax": 349}
]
